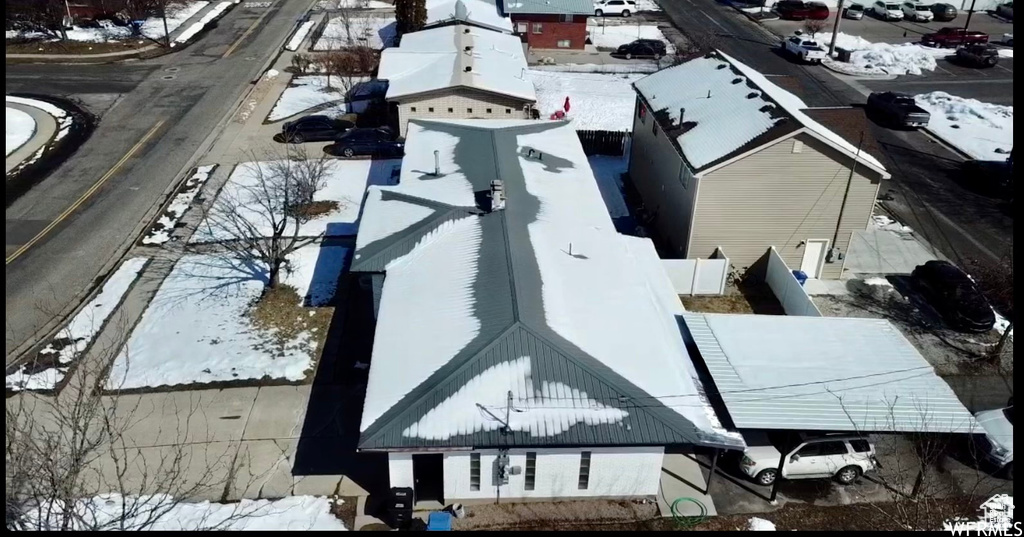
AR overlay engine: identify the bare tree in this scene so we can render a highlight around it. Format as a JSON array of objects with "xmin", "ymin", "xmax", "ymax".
[
  {"xmin": 109, "ymin": 0, "xmax": 183, "ymax": 47},
  {"xmin": 198, "ymin": 146, "xmax": 333, "ymax": 290},
  {"xmin": 320, "ymin": 46, "xmax": 379, "ymax": 92},
  {"xmin": 967, "ymin": 252, "xmax": 1013, "ymax": 364},
  {"xmin": 802, "ymin": 18, "xmax": 828, "ymax": 36},
  {"xmin": 395, "ymin": 0, "xmax": 426, "ymax": 35},
  {"xmin": 7, "ymin": 0, "xmax": 71, "ymax": 40}
]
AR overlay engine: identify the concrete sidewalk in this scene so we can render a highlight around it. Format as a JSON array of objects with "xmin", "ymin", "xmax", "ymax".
[
  {"xmin": 658, "ymin": 452, "xmax": 717, "ymax": 518},
  {"xmin": 5, "ymin": 102, "xmax": 56, "ymax": 174}
]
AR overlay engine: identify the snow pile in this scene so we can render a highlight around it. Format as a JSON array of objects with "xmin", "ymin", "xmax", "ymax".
[
  {"xmin": 528, "ymin": 70, "xmax": 644, "ymax": 131},
  {"xmin": 266, "ymin": 76, "xmax": 351, "ymax": 122},
  {"xmin": 313, "ymin": 16, "xmax": 397, "ymax": 50},
  {"xmin": 105, "ymin": 244, "xmax": 346, "ymax": 389},
  {"xmin": 993, "ymin": 310, "xmax": 1013, "ymax": 337},
  {"xmin": 6, "ymin": 106, "xmax": 35, "ymax": 156},
  {"xmin": 872, "ymin": 214, "xmax": 913, "ymax": 234},
  {"xmin": 7, "ymin": 2, "xmax": 209, "ymax": 43},
  {"xmin": 812, "ymin": 32, "xmax": 938, "ymax": 76},
  {"xmin": 748, "ymin": 517, "xmax": 777, "ymax": 531},
  {"xmin": 287, "ymin": 20, "xmax": 317, "ymax": 51},
  {"xmin": 173, "ymin": 1, "xmax": 233, "ymax": 46},
  {"xmin": 913, "ymin": 92, "xmax": 1013, "ymax": 161},
  {"xmin": 588, "ymin": 155, "xmax": 630, "ymax": 218},
  {"xmin": 864, "ymin": 277, "xmax": 893, "ymax": 287},
  {"xmin": 531, "ymin": 62, "xmax": 659, "ymax": 74},
  {"xmin": 7, "ymin": 258, "xmax": 148, "ymax": 392},
  {"xmin": 6, "ymin": 95, "xmax": 73, "ymax": 141},
  {"xmin": 192, "ymin": 159, "xmax": 400, "ymax": 243},
  {"xmin": 18, "ymin": 494, "xmax": 346, "ymax": 531},
  {"xmin": 142, "ymin": 165, "xmax": 217, "ymax": 245},
  {"xmin": 587, "ymin": 21, "xmax": 675, "ymax": 53}
]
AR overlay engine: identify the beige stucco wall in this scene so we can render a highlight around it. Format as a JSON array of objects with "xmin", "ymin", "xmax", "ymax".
[
  {"xmin": 690, "ymin": 133, "xmax": 883, "ymax": 279},
  {"xmin": 627, "ymin": 97, "xmax": 698, "ymax": 257},
  {"xmin": 396, "ymin": 88, "xmax": 532, "ymax": 135}
]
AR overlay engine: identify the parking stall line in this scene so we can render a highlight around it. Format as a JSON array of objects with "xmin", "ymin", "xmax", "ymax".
[{"xmin": 995, "ymin": 64, "xmax": 1013, "ymax": 73}]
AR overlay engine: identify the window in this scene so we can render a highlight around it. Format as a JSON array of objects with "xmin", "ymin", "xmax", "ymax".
[
  {"xmin": 818, "ymin": 441, "xmax": 851, "ymax": 456},
  {"xmin": 517, "ymin": 22, "xmax": 528, "ymax": 33},
  {"xmin": 448, "ymin": 107, "xmax": 454, "ymax": 113},
  {"xmin": 506, "ymin": 108, "xmax": 512, "ymax": 114},
  {"xmin": 470, "ymin": 453, "xmax": 481, "ymax": 491},
  {"xmin": 533, "ymin": 23, "xmax": 543, "ymax": 34},
  {"xmin": 849, "ymin": 439, "xmax": 872, "ymax": 453},
  {"xmin": 486, "ymin": 108, "xmax": 492, "ymax": 113},
  {"xmin": 577, "ymin": 451, "xmax": 591, "ymax": 490},
  {"xmin": 796, "ymin": 443, "xmax": 821, "ymax": 457},
  {"xmin": 525, "ymin": 452, "xmax": 537, "ymax": 491},
  {"xmin": 410, "ymin": 106, "xmax": 417, "ymax": 112},
  {"xmin": 557, "ymin": 39, "xmax": 571, "ymax": 48},
  {"xmin": 561, "ymin": 14, "xmax": 573, "ymax": 22},
  {"xmin": 639, "ymin": 103, "xmax": 647, "ymax": 123},
  {"xmin": 428, "ymin": 107, "xmax": 434, "ymax": 112},
  {"xmin": 467, "ymin": 107, "xmax": 473, "ymax": 113}
]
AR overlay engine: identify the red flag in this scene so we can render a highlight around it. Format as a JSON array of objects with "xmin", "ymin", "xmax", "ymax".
[{"xmin": 563, "ymin": 96, "xmax": 571, "ymax": 113}]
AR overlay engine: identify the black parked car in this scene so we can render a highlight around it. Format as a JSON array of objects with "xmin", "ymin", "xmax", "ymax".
[
  {"xmin": 866, "ymin": 91, "xmax": 931, "ymax": 128},
  {"xmin": 911, "ymin": 260, "xmax": 996, "ymax": 333},
  {"xmin": 324, "ymin": 127, "xmax": 404, "ymax": 158},
  {"xmin": 954, "ymin": 43, "xmax": 1000, "ymax": 67},
  {"xmin": 929, "ymin": 2, "xmax": 958, "ymax": 20},
  {"xmin": 281, "ymin": 115, "xmax": 355, "ymax": 143},
  {"xmin": 614, "ymin": 39, "xmax": 667, "ymax": 59}
]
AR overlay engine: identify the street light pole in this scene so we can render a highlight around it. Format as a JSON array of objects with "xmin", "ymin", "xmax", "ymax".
[
  {"xmin": 964, "ymin": 0, "xmax": 978, "ymax": 30},
  {"xmin": 828, "ymin": 0, "xmax": 847, "ymax": 57}
]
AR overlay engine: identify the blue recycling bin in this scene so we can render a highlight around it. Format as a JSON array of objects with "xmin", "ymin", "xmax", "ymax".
[
  {"xmin": 792, "ymin": 270, "xmax": 808, "ymax": 286},
  {"xmin": 427, "ymin": 511, "xmax": 452, "ymax": 531}
]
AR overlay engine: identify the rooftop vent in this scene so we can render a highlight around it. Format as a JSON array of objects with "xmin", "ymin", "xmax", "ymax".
[
  {"xmin": 464, "ymin": 65, "xmax": 472, "ymax": 72},
  {"xmin": 464, "ymin": 28, "xmax": 471, "ymax": 34},
  {"xmin": 465, "ymin": 45, "xmax": 473, "ymax": 52},
  {"xmin": 746, "ymin": 92, "xmax": 759, "ymax": 99},
  {"xmin": 490, "ymin": 180, "xmax": 505, "ymax": 211},
  {"xmin": 732, "ymin": 77, "xmax": 743, "ymax": 84},
  {"xmin": 716, "ymin": 64, "xmax": 727, "ymax": 70}
]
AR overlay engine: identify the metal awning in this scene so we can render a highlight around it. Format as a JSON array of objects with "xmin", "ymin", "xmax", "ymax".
[{"xmin": 680, "ymin": 313, "xmax": 980, "ymax": 434}]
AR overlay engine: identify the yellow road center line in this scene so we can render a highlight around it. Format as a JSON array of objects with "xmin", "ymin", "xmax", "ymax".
[
  {"xmin": 6, "ymin": 120, "xmax": 166, "ymax": 265},
  {"xmin": 222, "ymin": 5, "xmax": 274, "ymax": 59}
]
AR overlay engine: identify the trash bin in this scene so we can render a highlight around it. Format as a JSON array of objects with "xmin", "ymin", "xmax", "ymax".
[
  {"xmin": 387, "ymin": 487, "xmax": 414, "ymax": 528},
  {"xmin": 835, "ymin": 47, "xmax": 852, "ymax": 63},
  {"xmin": 792, "ymin": 270, "xmax": 808, "ymax": 286},
  {"xmin": 427, "ymin": 511, "xmax": 453, "ymax": 531}
]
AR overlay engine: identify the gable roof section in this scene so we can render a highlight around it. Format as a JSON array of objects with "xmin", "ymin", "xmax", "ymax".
[
  {"xmin": 377, "ymin": 25, "xmax": 535, "ymax": 102},
  {"xmin": 633, "ymin": 51, "xmax": 888, "ymax": 177},
  {"xmin": 425, "ymin": 0, "xmax": 514, "ymax": 33},
  {"xmin": 352, "ymin": 119, "xmax": 743, "ymax": 451},
  {"xmin": 502, "ymin": 0, "xmax": 594, "ymax": 14}
]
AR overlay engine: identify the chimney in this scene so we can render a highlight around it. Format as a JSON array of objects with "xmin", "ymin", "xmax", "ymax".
[
  {"xmin": 433, "ymin": 150, "xmax": 440, "ymax": 176},
  {"xmin": 490, "ymin": 180, "xmax": 505, "ymax": 211}
]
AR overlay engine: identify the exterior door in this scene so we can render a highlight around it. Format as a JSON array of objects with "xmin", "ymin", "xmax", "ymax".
[
  {"xmin": 800, "ymin": 239, "xmax": 829, "ymax": 278},
  {"xmin": 412, "ymin": 454, "xmax": 444, "ymax": 504}
]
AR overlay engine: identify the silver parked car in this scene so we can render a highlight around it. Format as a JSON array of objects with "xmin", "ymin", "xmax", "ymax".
[{"xmin": 844, "ymin": 2, "xmax": 866, "ymax": 18}]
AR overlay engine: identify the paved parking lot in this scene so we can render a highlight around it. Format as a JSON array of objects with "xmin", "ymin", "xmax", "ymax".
[{"xmin": 762, "ymin": 10, "xmax": 1013, "ymax": 45}]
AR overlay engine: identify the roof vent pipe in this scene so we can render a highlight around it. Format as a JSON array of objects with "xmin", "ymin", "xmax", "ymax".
[
  {"xmin": 464, "ymin": 65, "xmax": 472, "ymax": 72},
  {"xmin": 707, "ymin": 89, "xmax": 712, "ymax": 98},
  {"xmin": 434, "ymin": 150, "xmax": 440, "ymax": 176},
  {"xmin": 465, "ymin": 45, "xmax": 472, "ymax": 52},
  {"xmin": 490, "ymin": 179, "xmax": 505, "ymax": 211},
  {"xmin": 679, "ymin": 108, "xmax": 684, "ymax": 125}
]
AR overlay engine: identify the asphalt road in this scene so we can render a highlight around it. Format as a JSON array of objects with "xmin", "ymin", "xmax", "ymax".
[
  {"xmin": 860, "ymin": 58, "xmax": 1014, "ymax": 105},
  {"xmin": 5, "ymin": 0, "xmax": 312, "ymax": 361},
  {"xmin": 657, "ymin": 0, "xmax": 1013, "ymax": 280}
]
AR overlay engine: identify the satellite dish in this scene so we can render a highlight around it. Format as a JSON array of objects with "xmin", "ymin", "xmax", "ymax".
[{"xmin": 454, "ymin": 0, "xmax": 469, "ymax": 20}]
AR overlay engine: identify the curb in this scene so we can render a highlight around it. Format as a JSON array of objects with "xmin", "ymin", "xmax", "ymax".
[
  {"xmin": 819, "ymin": 58, "xmax": 898, "ymax": 80},
  {"xmin": 727, "ymin": 2, "xmax": 781, "ymax": 23},
  {"xmin": 920, "ymin": 128, "xmax": 974, "ymax": 161}
]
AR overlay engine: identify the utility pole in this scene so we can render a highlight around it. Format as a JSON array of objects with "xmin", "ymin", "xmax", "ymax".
[
  {"xmin": 828, "ymin": 0, "xmax": 846, "ymax": 57},
  {"xmin": 964, "ymin": 0, "xmax": 978, "ymax": 30},
  {"xmin": 162, "ymin": 2, "xmax": 171, "ymax": 47}
]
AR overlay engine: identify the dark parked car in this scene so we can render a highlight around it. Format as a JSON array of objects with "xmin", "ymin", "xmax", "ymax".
[
  {"xmin": 929, "ymin": 2, "xmax": 958, "ymax": 21},
  {"xmin": 614, "ymin": 39, "xmax": 667, "ymax": 59},
  {"xmin": 324, "ymin": 127, "xmax": 404, "ymax": 158},
  {"xmin": 806, "ymin": 1, "xmax": 831, "ymax": 18},
  {"xmin": 955, "ymin": 44, "xmax": 1000, "ymax": 67},
  {"xmin": 775, "ymin": 0, "xmax": 828, "ymax": 19},
  {"xmin": 921, "ymin": 27, "xmax": 989, "ymax": 48},
  {"xmin": 996, "ymin": 1, "xmax": 1013, "ymax": 20},
  {"xmin": 911, "ymin": 260, "xmax": 996, "ymax": 333},
  {"xmin": 866, "ymin": 91, "xmax": 930, "ymax": 128},
  {"xmin": 281, "ymin": 115, "xmax": 355, "ymax": 143}
]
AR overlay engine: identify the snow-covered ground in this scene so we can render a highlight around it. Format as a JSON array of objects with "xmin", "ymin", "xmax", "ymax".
[
  {"xmin": 748, "ymin": 517, "xmax": 777, "ymax": 531},
  {"xmin": 914, "ymin": 92, "xmax": 1013, "ymax": 161},
  {"xmin": 872, "ymin": 214, "xmax": 913, "ymax": 234},
  {"xmin": 6, "ymin": 106, "xmax": 35, "ymax": 156},
  {"xmin": 19, "ymin": 494, "xmax": 346, "ymax": 531},
  {"xmin": 528, "ymin": 69, "xmax": 644, "ymax": 131},
  {"xmin": 7, "ymin": 258, "xmax": 148, "ymax": 392},
  {"xmin": 105, "ymin": 243, "xmax": 349, "ymax": 390},
  {"xmin": 192, "ymin": 158, "xmax": 400, "ymax": 243},
  {"xmin": 530, "ymin": 62, "xmax": 659, "ymax": 74},
  {"xmin": 142, "ymin": 165, "xmax": 217, "ymax": 245},
  {"xmin": 320, "ymin": 0, "xmax": 394, "ymax": 7},
  {"xmin": 634, "ymin": 0, "xmax": 663, "ymax": 10},
  {"xmin": 287, "ymin": 20, "xmax": 317, "ymax": 51},
  {"xmin": 173, "ymin": 1, "xmax": 233, "ymax": 46},
  {"xmin": 588, "ymin": 155, "xmax": 630, "ymax": 219},
  {"xmin": 313, "ymin": 15, "xmax": 397, "ymax": 50},
  {"xmin": 587, "ymin": 21, "xmax": 674, "ymax": 53},
  {"xmin": 266, "ymin": 76, "xmax": 351, "ymax": 122},
  {"xmin": 7, "ymin": 1, "xmax": 209, "ymax": 43},
  {"xmin": 812, "ymin": 32, "xmax": 939, "ymax": 76}
]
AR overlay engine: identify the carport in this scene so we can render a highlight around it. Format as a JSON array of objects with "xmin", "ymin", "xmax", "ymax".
[{"xmin": 678, "ymin": 313, "xmax": 981, "ymax": 501}]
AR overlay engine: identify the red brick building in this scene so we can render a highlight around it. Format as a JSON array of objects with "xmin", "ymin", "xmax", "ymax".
[{"xmin": 503, "ymin": 0, "xmax": 594, "ymax": 50}]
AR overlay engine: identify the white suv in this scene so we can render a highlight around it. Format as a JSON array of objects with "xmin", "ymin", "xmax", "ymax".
[
  {"xmin": 872, "ymin": 0, "xmax": 904, "ymax": 19},
  {"xmin": 740, "ymin": 431, "xmax": 878, "ymax": 486},
  {"xmin": 595, "ymin": 0, "xmax": 636, "ymax": 16},
  {"xmin": 975, "ymin": 406, "xmax": 1013, "ymax": 479},
  {"xmin": 901, "ymin": 1, "xmax": 934, "ymax": 21}
]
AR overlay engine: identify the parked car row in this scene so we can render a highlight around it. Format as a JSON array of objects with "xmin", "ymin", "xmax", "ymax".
[
  {"xmin": 775, "ymin": 0, "xmax": 831, "ymax": 20},
  {"xmin": 841, "ymin": 1, "xmax": 960, "ymax": 20}
]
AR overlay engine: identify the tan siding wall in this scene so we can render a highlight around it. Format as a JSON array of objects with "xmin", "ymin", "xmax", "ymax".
[
  {"xmin": 396, "ymin": 89, "xmax": 531, "ymax": 135},
  {"xmin": 627, "ymin": 97, "xmax": 697, "ymax": 257},
  {"xmin": 691, "ymin": 133, "xmax": 882, "ymax": 279}
]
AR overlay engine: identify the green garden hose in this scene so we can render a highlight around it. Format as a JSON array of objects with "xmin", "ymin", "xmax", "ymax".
[{"xmin": 670, "ymin": 497, "xmax": 708, "ymax": 529}]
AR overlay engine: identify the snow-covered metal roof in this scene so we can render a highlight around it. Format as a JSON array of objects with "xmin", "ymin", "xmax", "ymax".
[
  {"xmin": 351, "ymin": 119, "xmax": 743, "ymax": 451},
  {"xmin": 680, "ymin": 313, "xmax": 980, "ymax": 434},
  {"xmin": 633, "ymin": 51, "xmax": 888, "ymax": 176},
  {"xmin": 502, "ymin": 0, "xmax": 595, "ymax": 15},
  {"xmin": 426, "ymin": 0, "xmax": 514, "ymax": 33},
  {"xmin": 377, "ymin": 25, "xmax": 535, "ymax": 102}
]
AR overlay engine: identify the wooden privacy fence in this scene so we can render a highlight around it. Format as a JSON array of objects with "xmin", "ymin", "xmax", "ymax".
[{"xmin": 577, "ymin": 130, "xmax": 630, "ymax": 156}]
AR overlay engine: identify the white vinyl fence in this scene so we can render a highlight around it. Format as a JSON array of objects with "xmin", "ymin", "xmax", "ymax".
[
  {"xmin": 662, "ymin": 248, "xmax": 729, "ymax": 296},
  {"xmin": 765, "ymin": 246, "xmax": 822, "ymax": 317}
]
